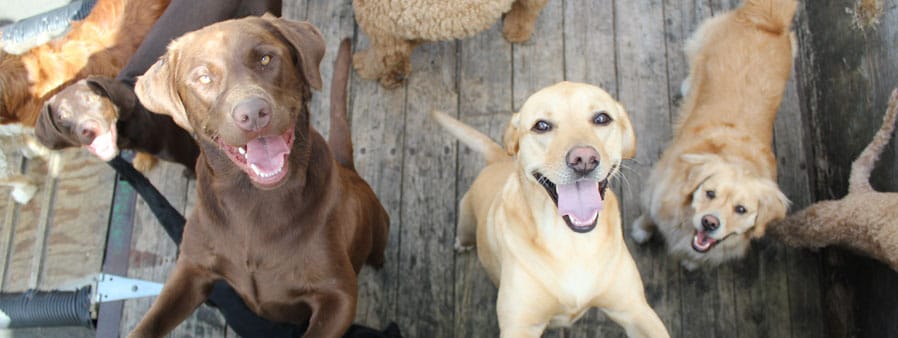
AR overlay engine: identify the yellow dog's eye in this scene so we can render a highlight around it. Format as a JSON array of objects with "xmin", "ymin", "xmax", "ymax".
[
  {"xmin": 532, "ymin": 120, "xmax": 553, "ymax": 133},
  {"xmin": 706, "ymin": 190, "xmax": 716, "ymax": 199},
  {"xmin": 593, "ymin": 111, "xmax": 613, "ymax": 125},
  {"xmin": 260, "ymin": 55, "xmax": 272, "ymax": 66},
  {"xmin": 735, "ymin": 205, "xmax": 747, "ymax": 214}
]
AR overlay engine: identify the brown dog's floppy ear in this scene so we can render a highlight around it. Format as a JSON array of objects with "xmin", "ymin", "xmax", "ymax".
[
  {"xmin": 34, "ymin": 101, "xmax": 73, "ymax": 149},
  {"xmin": 751, "ymin": 181, "xmax": 790, "ymax": 238},
  {"xmin": 615, "ymin": 102, "xmax": 636, "ymax": 159},
  {"xmin": 85, "ymin": 76, "xmax": 136, "ymax": 115},
  {"xmin": 680, "ymin": 153, "xmax": 717, "ymax": 196},
  {"xmin": 262, "ymin": 15, "xmax": 325, "ymax": 90},
  {"xmin": 136, "ymin": 55, "xmax": 192, "ymax": 132},
  {"xmin": 503, "ymin": 113, "xmax": 521, "ymax": 156}
]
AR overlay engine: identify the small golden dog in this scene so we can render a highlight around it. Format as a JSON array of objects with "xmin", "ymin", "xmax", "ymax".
[
  {"xmin": 353, "ymin": 0, "xmax": 548, "ymax": 88},
  {"xmin": 631, "ymin": 0, "xmax": 797, "ymax": 270},
  {"xmin": 434, "ymin": 82, "xmax": 668, "ymax": 337}
]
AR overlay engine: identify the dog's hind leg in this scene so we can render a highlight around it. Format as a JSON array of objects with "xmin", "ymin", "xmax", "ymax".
[
  {"xmin": 503, "ymin": 0, "xmax": 549, "ymax": 43},
  {"xmin": 631, "ymin": 215, "xmax": 656, "ymax": 244},
  {"xmin": 455, "ymin": 193, "xmax": 477, "ymax": 252}
]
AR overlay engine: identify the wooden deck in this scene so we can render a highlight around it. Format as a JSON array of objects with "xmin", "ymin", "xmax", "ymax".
[{"xmin": 0, "ymin": 0, "xmax": 832, "ymax": 337}]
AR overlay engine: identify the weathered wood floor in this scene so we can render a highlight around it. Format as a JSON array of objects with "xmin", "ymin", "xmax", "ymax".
[{"xmin": 1, "ymin": 0, "xmax": 830, "ymax": 337}]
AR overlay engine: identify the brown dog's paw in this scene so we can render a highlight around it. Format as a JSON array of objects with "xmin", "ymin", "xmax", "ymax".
[{"xmin": 133, "ymin": 153, "xmax": 159, "ymax": 173}]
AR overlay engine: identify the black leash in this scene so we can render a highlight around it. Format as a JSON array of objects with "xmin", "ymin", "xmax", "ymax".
[{"xmin": 107, "ymin": 155, "xmax": 184, "ymax": 244}]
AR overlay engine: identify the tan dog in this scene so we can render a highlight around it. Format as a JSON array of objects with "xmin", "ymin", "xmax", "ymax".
[
  {"xmin": 353, "ymin": 0, "xmax": 548, "ymax": 88},
  {"xmin": 434, "ymin": 82, "xmax": 668, "ymax": 338},
  {"xmin": 631, "ymin": 0, "xmax": 796, "ymax": 270}
]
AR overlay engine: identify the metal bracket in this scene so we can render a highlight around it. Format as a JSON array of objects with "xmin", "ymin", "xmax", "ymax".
[{"xmin": 94, "ymin": 273, "xmax": 162, "ymax": 303}]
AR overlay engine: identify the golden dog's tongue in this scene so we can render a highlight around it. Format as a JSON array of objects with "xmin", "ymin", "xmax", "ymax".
[
  {"xmin": 557, "ymin": 180, "xmax": 603, "ymax": 224},
  {"xmin": 245, "ymin": 135, "xmax": 289, "ymax": 174}
]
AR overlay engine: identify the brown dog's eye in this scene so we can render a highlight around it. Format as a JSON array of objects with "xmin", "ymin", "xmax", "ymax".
[
  {"xmin": 260, "ymin": 55, "xmax": 272, "ymax": 66},
  {"xmin": 706, "ymin": 190, "xmax": 716, "ymax": 199},
  {"xmin": 532, "ymin": 120, "xmax": 553, "ymax": 133},
  {"xmin": 198, "ymin": 74, "xmax": 212, "ymax": 84},
  {"xmin": 593, "ymin": 111, "xmax": 613, "ymax": 125},
  {"xmin": 735, "ymin": 205, "xmax": 747, "ymax": 214}
]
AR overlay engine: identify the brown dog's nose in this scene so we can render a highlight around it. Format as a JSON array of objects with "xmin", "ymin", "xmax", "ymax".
[
  {"xmin": 701, "ymin": 215, "xmax": 720, "ymax": 232},
  {"xmin": 232, "ymin": 97, "xmax": 272, "ymax": 131},
  {"xmin": 566, "ymin": 146, "xmax": 599, "ymax": 175},
  {"xmin": 77, "ymin": 120, "xmax": 100, "ymax": 144}
]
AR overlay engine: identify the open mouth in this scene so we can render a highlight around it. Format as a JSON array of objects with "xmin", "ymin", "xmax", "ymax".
[
  {"xmin": 533, "ymin": 172, "xmax": 608, "ymax": 233},
  {"xmin": 691, "ymin": 230, "xmax": 718, "ymax": 253},
  {"xmin": 85, "ymin": 124, "xmax": 119, "ymax": 161},
  {"xmin": 218, "ymin": 126, "xmax": 295, "ymax": 188}
]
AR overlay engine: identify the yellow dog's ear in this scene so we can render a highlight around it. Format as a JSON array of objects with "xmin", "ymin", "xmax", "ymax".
[
  {"xmin": 136, "ymin": 53, "xmax": 191, "ymax": 133},
  {"xmin": 680, "ymin": 153, "xmax": 718, "ymax": 196},
  {"xmin": 751, "ymin": 181, "xmax": 790, "ymax": 238},
  {"xmin": 503, "ymin": 113, "xmax": 521, "ymax": 155},
  {"xmin": 615, "ymin": 102, "xmax": 636, "ymax": 159}
]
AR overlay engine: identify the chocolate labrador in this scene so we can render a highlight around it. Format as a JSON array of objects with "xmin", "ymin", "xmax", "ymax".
[
  {"xmin": 34, "ymin": 76, "xmax": 198, "ymax": 173},
  {"xmin": 130, "ymin": 16, "xmax": 390, "ymax": 338}
]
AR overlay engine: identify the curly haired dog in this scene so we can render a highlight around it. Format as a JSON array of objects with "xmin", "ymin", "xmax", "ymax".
[
  {"xmin": 352, "ymin": 0, "xmax": 548, "ymax": 88},
  {"xmin": 769, "ymin": 89, "xmax": 898, "ymax": 272},
  {"xmin": 630, "ymin": 0, "xmax": 797, "ymax": 270}
]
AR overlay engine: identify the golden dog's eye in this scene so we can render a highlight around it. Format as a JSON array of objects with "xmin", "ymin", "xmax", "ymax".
[
  {"xmin": 735, "ymin": 205, "xmax": 747, "ymax": 214},
  {"xmin": 198, "ymin": 74, "xmax": 212, "ymax": 84},
  {"xmin": 706, "ymin": 190, "xmax": 716, "ymax": 199},
  {"xmin": 531, "ymin": 120, "xmax": 553, "ymax": 133},
  {"xmin": 260, "ymin": 54, "xmax": 272, "ymax": 66},
  {"xmin": 593, "ymin": 111, "xmax": 613, "ymax": 125}
]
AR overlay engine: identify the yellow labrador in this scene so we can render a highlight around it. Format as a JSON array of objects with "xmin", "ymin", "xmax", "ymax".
[{"xmin": 434, "ymin": 82, "xmax": 669, "ymax": 338}]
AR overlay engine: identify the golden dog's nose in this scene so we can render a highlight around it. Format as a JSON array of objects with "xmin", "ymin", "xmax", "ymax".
[
  {"xmin": 701, "ymin": 215, "xmax": 720, "ymax": 232},
  {"xmin": 566, "ymin": 146, "xmax": 599, "ymax": 175}
]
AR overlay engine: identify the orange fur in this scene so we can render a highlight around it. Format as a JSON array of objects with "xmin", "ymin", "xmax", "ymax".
[{"xmin": 0, "ymin": 0, "xmax": 171, "ymax": 125}]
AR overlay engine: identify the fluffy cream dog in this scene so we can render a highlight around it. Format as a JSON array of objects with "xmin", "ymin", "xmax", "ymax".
[
  {"xmin": 434, "ymin": 82, "xmax": 668, "ymax": 338},
  {"xmin": 631, "ymin": 0, "xmax": 797, "ymax": 270},
  {"xmin": 353, "ymin": 0, "xmax": 548, "ymax": 88}
]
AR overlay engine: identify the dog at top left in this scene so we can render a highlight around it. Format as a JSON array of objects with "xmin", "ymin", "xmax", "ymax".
[
  {"xmin": 0, "ymin": 0, "xmax": 171, "ymax": 203},
  {"xmin": 130, "ymin": 16, "xmax": 390, "ymax": 337}
]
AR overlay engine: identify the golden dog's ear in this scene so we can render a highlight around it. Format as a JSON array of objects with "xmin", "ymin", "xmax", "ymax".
[
  {"xmin": 262, "ymin": 15, "xmax": 325, "ymax": 90},
  {"xmin": 751, "ymin": 181, "xmax": 790, "ymax": 238},
  {"xmin": 680, "ymin": 153, "xmax": 717, "ymax": 195},
  {"xmin": 503, "ymin": 113, "xmax": 521, "ymax": 155},
  {"xmin": 136, "ymin": 55, "xmax": 192, "ymax": 133},
  {"xmin": 615, "ymin": 102, "xmax": 636, "ymax": 159}
]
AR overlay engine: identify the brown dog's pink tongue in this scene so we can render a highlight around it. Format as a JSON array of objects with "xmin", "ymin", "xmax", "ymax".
[
  {"xmin": 245, "ymin": 135, "xmax": 289, "ymax": 173},
  {"xmin": 557, "ymin": 180, "xmax": 604, "ymax": 224}
]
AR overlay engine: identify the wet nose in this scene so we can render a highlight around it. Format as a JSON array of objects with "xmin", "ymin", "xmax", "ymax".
[
  {"xmin": 566, "ymin": 146, "xmax": 600, "ymax": 175},
  {"xmin": 231, "ymin": 97, "xmax": 272, "ymax": 131},
  {"xmin": 77, "ymin": 120, "xmax": 100, "ymax": 144},
  {"xmin": 701, "ymin": 215, "xmax": 720, "ymax": 232}
]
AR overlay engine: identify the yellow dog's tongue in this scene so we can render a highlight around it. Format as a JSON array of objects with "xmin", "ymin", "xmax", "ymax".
[
  {"xmin": 245, "ymin": 135, "xmax": 289, "ymax": 173},
  {"xmin": 557, "ymin": 180, "xmax": 603, "ymax": 224}
]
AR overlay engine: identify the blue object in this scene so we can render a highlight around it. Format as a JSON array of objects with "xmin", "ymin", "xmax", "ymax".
[{"xmin": 0, "ymin": 0, "xmax": 97, "ymax": 54}]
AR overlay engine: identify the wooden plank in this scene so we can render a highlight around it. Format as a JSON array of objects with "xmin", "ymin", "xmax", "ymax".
[
  {"xmin": 0, "ymin": 152, "xmax": 23, "ymax": 290},
  {"xmin": 3, "ymin": 149, "xmax": 52, "ymax": 292},
  {"xmin": 349, "ymin": 35, "xmax": 407, "ymax": 330},
  {"xmin": 39, "ymin": 152, "xmax": 115, "ymax": 289},
  {"xmin": 613, "ymin": 1, "xmax": 680, "ymax": 338},
  {"xmin": 454, "ymin": 21, "xmax": 511, "ymax": 337},
  {"xmin": 301, "ymin": 0, "xmax": 355, "ymax": 135},
  {"xmin": 395, "ymin": 40, "xmax": 458, "ymax": 338}
]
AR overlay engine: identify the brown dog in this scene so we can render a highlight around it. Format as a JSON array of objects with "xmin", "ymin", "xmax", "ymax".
[
  {"xmin": 131, "ymin": 17, "xmax": 389, "ymax": 337},
  {"xmin": 434, "ymin": 82, "xmax": 668, "ymax": 337},
  {"xmin": 34, "ymin": 76, "xmax": 198, "ymax": 173},
  {"xmin": 631, "ymin": 0, "xmax": 796, "ymax": 270}
]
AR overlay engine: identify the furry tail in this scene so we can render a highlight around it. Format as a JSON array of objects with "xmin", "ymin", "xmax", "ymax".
[
  {"xmin": 737, "ymin": 0, "xmax": 798, "ymax": 34},
  {"xmin": 329, "ymin": 38, "xmax": 355, "ymax": 170},
  {"xmin": 431, "ymin": 111, "xmax": 507, "ymax": 164},
  {"xmin": 849, "ymin": 89, "xmax": 898, "ymax": 194}
]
